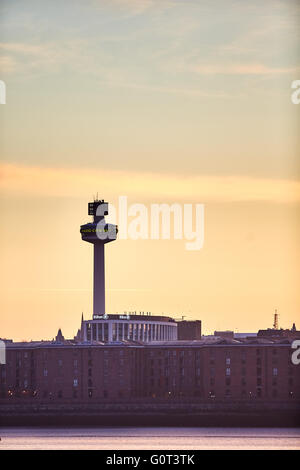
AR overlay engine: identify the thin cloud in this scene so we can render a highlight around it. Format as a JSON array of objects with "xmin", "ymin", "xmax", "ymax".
[
  {"xmin": 193, "ymin": 63, "xmax": 299, "ymax": 75},
  {"xmin": 99, "ymin": 0, "xmax": 177, "ymax": 15},
  {"xmin": 0, "ymin": 163, "xmax": 299, "ymax": 204},
  {"xmin": 0, "ymin": 43, "xmax": 44, "ymax": 54},
  {"xmin": 115, "ymin": 81, "xmax": 233, "ymax": 99},
  {"xmin": 0, "ymin": 55, "xmax": 16, "ymax": 73},
  {"xmin": 0, "ymin": 40, "xmax": 89, "ymax": 75}
]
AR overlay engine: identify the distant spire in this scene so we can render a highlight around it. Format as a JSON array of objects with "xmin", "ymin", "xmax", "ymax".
[{"xmin": 55, "ymin": 329, "xmax": 64, "ymax": 343}]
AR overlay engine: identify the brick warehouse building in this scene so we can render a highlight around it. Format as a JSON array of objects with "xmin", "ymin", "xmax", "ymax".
[{"xmin": 1, "ymin": 338, "xmax": 299, "ymax": 404}]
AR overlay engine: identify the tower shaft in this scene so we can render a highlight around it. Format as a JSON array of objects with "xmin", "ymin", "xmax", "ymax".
[{"xmin": 93, "ymin": 243, "xmax": 105, "ymax": 315}]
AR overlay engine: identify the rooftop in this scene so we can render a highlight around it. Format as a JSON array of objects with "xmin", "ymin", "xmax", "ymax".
[{"xmin": 4, "ymin": 336, "xmax": 297, "ymax": 350}]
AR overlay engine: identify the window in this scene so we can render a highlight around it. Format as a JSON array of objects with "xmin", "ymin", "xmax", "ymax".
[
  {"xmin": 73, "ymin": 379, "xmax": 78, "ymax": 387},
  {"xmin": 226, "ymin": 358, "xmax": 231, "ymax": 365},
  {"xmin": 273, "ymin": 367, "xmax": 278, "ymax": 376},
  {"xmin": 226, "ymin": 368, "xmax": 231, "ymax": 376}
]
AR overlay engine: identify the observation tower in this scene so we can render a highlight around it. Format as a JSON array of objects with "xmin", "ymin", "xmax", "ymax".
[{"xmin": 80, "ymin": 199, "xmax": 118, "ymax": 316}]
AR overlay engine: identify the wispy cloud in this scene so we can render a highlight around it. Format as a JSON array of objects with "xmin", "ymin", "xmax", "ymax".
[
  {"xmin": 5, "ymin": 287, "xmax": 149, "ymax": 292},
  {"xmin": 99, "ymin": 0, "xmax": 177, "ymax": 15},
  {"xmin": 114, "ymin": 81, "xmax": 233, "ymax": 98},
  {"xmin": 0, "ymin": 40, "xmax": 88, "ymax": 75},
  {"xmin": 0, "ymin": 42, "xmax": 44, "ymax": 54},
  {"xmin": 0, "ymin": 54, "xmax": 16, "ymax": 73},
  {"xmin": 193, "ymin": 63, "xmax": 299, "ymax": 76},
  {"xmin": 1, "ymin": 163, "xmax": 299, "ymax": 204}
]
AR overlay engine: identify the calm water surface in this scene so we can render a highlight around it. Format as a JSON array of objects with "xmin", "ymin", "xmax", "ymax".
[{"xmin": 0, "ymin": 427, "xmax": 299, "ymax": 450}]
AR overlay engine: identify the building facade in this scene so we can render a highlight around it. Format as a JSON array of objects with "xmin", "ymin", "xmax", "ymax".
[
  {"xmin": 177, "ymin": 320, "xmax": 202, "ymax": 340},
  {"xmin": 82, "ymin": 314, "xmax": 178, "ymax": 343},
  {"xmin": 1, "ymin": 339, "xmax": 299, "ymax": 404}
]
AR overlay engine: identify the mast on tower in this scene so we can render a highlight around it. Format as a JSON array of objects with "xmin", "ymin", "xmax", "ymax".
[{"xmin": 273, "ymin": 309, "xmax": 279, "ymax": 330}]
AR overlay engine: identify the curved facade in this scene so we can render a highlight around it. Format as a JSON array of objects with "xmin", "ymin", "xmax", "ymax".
[{"xmin": 82, "ymin": 314, "xmax": 177, "ymax": 343}]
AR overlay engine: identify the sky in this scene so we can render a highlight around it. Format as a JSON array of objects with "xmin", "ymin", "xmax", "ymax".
[{"xmin": 0, "ymin": 0, "xmax": 299, "ymax": 340}]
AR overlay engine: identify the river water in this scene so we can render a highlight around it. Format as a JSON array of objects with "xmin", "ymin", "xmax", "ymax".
[{"xmin": 0, "ymin": 427, "xmax": 299, "ymax": 450}]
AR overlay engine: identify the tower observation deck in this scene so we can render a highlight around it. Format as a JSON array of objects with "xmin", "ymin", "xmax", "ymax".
[{"xmin": 80, "ymin": 199, "xmax": 118, "ymax": 316}]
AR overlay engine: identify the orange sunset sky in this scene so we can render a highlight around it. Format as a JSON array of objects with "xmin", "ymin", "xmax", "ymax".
[{"xmin": 0, "ymin": 0, "xmax": 299, "ymax": 341}]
